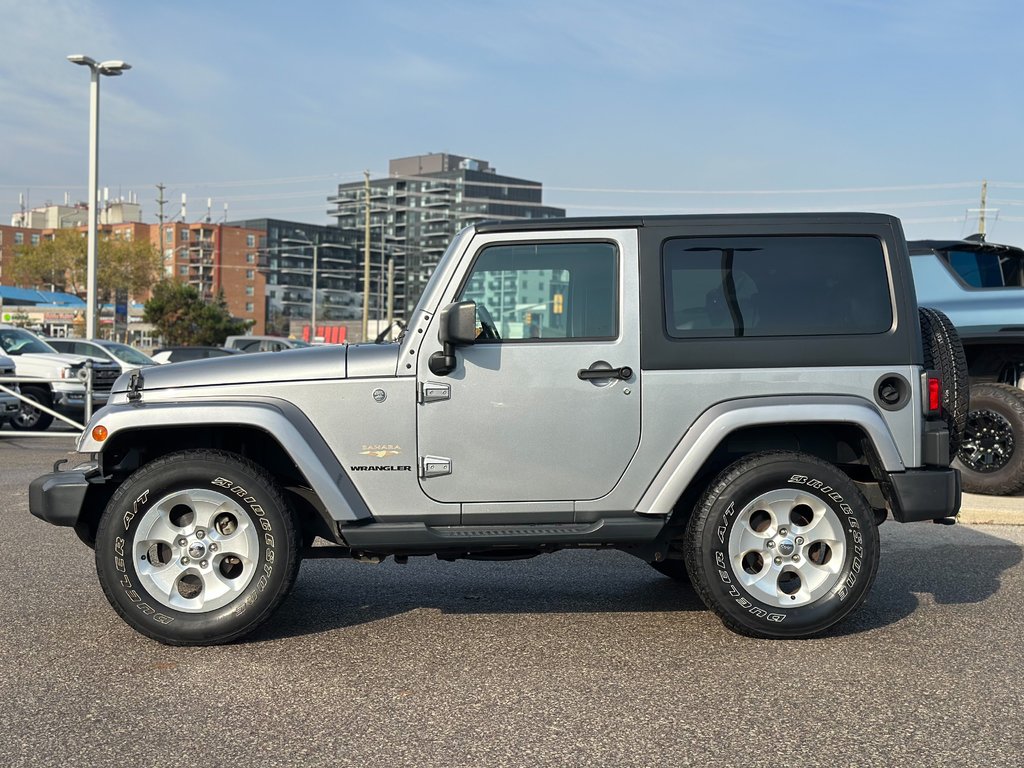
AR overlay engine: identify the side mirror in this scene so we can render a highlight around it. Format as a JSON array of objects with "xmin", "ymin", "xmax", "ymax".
[
  {"xmin": 439, "ymin": 300, "xmax": 478, "ymax": 346},
  {"xmin": 429, "ymin": 300, "xmax": 477, "ymax": 376}
]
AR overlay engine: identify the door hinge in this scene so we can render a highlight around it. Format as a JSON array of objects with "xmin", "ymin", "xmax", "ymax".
[
  {"xmin": 420, "ymin": 381, "xmax": 451, "ymax": 404},
  {"xmin": 420, "ymin": 455, "xmax": 452, "ymax": 478}
]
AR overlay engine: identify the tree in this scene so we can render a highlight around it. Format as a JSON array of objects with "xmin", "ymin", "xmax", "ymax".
[
  {"xmin": 10, "ymin": 229, "xmax": 86, "ymax": 294},
  {"xmin": 11, "ymin": 229, "xmax": 161, "ymax": 300},
  {"xmin": 144, "ymin": 281, "xmax": 250, "ymax": 346}
]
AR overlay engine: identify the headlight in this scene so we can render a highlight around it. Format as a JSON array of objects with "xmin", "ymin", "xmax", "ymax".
[{"xmin": 60, "ymin": 366, "xmax": 88, "ymax": 380}]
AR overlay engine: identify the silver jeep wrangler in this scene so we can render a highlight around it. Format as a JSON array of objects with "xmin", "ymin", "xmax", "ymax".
[{"xmin": 30, "ymin": 213, "xmax": 962, "ymax": 645}]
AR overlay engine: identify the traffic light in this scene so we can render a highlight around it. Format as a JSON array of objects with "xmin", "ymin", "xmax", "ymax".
[{"xmin": 553, "ymin": 293, "xmax": 564, "ymax": 314}]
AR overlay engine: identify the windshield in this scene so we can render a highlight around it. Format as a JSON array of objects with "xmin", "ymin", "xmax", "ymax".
[
  {"xmin": 0, "ymin": 328, "xmax": 58, "ymax": 355},
  {"xmin": 102, "ymin": 342, "xmax": 156, "ymax": 365}
]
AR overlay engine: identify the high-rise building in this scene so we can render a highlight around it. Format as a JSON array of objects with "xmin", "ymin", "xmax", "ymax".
[
  {"xmin": 327, "ymin": 153, "xmax": 565, "ymax": 318},
  {"xmin": 226, "ymin": 218, "xmax": 369, "ymax": 339}
]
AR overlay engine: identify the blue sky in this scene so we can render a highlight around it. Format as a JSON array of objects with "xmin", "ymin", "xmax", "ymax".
[{"xmin": 2, "ymin": 0, "xmax": 1024, "ymax": 244}]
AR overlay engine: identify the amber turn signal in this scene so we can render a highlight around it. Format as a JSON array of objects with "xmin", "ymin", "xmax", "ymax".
[{"xmin": 91, "ymin": 425, "xmax": 108, "ymax": 442}]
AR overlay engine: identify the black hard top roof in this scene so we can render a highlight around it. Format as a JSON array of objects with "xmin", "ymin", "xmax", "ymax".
[{"xmin": 474, "ymin": 212, "xmax": 899, "ymax": 233}]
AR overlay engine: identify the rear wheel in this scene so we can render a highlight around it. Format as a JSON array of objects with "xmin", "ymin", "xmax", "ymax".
[
  {"xmin": 684, "ymin": 451, "xmax": 879, "ymax": 638},
  {"xmin": 955, "ymin": 383, "xmax": 1024, "ymax": 496},
  {"xmin": 94, "ymin": 449, "xmax": 302, "ymax": 645},
  {"xmin": 9, "ymin": 386, "xmax": 54, "ymax": 432}
]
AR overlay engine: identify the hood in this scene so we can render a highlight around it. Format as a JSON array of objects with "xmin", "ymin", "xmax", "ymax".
[
  {"xmin": 112, "ymin": 344, "xmax": 350, "ymax": 393},
  {"xmin": 18, "ymin": 352, "xmax": 120, "ymax": 369}
]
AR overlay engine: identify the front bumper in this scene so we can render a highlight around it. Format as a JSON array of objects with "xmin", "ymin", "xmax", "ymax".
[
  {"xmin": 888, "ymin": 467, "xmax": 962, "ymax": 523},
  {"xmin": 29, "ymin": 462, "xmax": 100, "ymax": 527}
]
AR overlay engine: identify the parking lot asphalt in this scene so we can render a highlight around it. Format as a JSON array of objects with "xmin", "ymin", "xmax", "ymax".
[{"xmin": 3, "ymin": 436, "xmax": 1024, "ymax": 767}]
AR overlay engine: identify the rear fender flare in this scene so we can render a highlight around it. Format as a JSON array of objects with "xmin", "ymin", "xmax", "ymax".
[{"xmin": 636, "ymin": 395, "xmax": 905, "ymax": 516}]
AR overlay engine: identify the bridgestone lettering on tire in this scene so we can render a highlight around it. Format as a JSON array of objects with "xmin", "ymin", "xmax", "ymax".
[
  {"xmin": 94, "ymin": 449, "xmax": 301, "ymax": 646},
  {"xmin": 683, "ymin": 451, "xmax": 880, "ymax": 639},
  {"xmin": 919, "ymin": 306, "xmax": 969, "ymax": 454},
  {"xmin": 955, "ymin": 383, "xmax": 1024, "ymax": 496}
]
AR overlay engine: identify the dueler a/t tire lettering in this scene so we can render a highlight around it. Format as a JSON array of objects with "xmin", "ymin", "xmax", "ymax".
[
  {"xmin": 683, "ymin": 451, "xmax": 880, "ymax": 639},
  {"xmin": 94, "ymin": 449, "xmax": 301, "ymax": 646}
]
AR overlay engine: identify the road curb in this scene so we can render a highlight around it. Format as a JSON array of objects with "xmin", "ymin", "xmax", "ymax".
[{"xmin": 957, "ymin": 493, "xmax": 1024, "ymax": 525}]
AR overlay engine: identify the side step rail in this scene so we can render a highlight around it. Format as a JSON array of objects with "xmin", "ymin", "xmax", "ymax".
[{"xmin": 339, "ymin": 517, "xmax": 664, "ymax": 553}]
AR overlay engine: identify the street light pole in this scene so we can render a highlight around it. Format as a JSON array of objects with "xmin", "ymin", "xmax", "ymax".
[
  {"xmin": 311, "ymin": 242, "xmax": 318, "ymax": 341},
  {"xmin": 67, "ymin": 54, "xmax": 131, "ymax": 340}
]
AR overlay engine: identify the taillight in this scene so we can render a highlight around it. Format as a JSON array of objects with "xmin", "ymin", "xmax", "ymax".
[{"xmin": 927, "ymin": 376, "xmax": 942, "ymax": 413}]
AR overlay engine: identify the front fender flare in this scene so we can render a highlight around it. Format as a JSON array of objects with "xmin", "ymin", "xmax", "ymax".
[
  {"xmin": 636, "ymin": 395, "xmax": 906, "ymax": 516},
  {"xmin": 79, "ymin": 398, "xmax": 371, "ymax": 522}
]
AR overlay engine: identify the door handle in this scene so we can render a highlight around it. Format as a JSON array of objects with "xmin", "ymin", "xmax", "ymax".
[{"xmin": 577, "ymin": 365, "xmax": 633, "ymax": 381}]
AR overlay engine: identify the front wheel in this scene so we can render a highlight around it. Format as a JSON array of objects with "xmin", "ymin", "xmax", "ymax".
[
  {"xmin": 684, "ymin": 451, "xmax": 879, "ymax": 639},
  {"xmin": 94, "ymin": 450, "xmax": 302, "ymax": 645}
]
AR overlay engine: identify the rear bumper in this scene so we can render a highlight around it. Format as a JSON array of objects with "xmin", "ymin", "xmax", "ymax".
[{"xmin": 888, "ymin": 467, "xmax": 962, "ymax": 522}]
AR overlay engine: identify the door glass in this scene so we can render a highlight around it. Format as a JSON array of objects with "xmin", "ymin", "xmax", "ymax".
[{"xmin": 458, "ymin": 242, "xmax": 617, "ymax": 341}]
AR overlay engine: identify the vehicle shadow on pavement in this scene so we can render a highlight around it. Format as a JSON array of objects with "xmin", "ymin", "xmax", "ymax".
[
  {"xmin": 831, "ymin": 523, "xmax": 1023, "ymax": 637},
  {"xmin": 253, "ymin": 524, "xmax": 1024, "ymax": 644},
  {"xmin": 252, "ymin": 550, "xmax": 707, "ymax": 643}
]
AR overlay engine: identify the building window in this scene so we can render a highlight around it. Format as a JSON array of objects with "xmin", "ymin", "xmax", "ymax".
[
  {"xmin": 247, "ymin": 234, "xmax": 256, "ymax": 247},
  {"xmin": 246, "ymin": 253, "xmax": 256, "ymax": 264},
  {"xmin": 14, "ymin": 232, "xmax": 24, "ymax": 245},
  {"xmin": 245, "ymin": 286, "xmax": 255, "ymax": 296},
  {"xmin": 178, "ymin": 265, "xmax": 188, "ymax": 275},
  {"xmin": 246, "ymin": 302, "xmax": 254, "ymax": 312},
  {"xmin": 181, "ymin": 230, "xmax": 189, "ymax": 242},
  {"xmin": 246, "ymin": 269, "xmax": 255, "ymax": 279},
  {"xmin": 31, "ymin": 234, "xmax": 40, "ymax": 245},
  {"xmin": 164, "ymin": 249, "xmax": 174, "ymax": 261},
  {"xmin": 165, "ymin": 229, "xmax": 173, "ymax": 243}
]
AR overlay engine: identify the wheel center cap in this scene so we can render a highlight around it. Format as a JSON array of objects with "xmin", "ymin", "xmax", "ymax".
[
  {"xmin": 778, "ymin": 539, "xmax": 796, "ymax": 557},
  {"xmin": 187, "ymin": 541, "xmax": 207, "ymax": 560}
]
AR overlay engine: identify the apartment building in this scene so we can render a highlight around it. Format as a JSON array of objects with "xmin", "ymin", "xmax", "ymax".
[
  {"xmin": 226, "ymin": 218, "xmax": 362, "ymax": 338},
  {"xmin": 327, "ymin": 153, "xmax": 565, "ymax": 318},
  {"xmin": 156, "ymin": 222, "xmax": 267, "ymax": 334}
]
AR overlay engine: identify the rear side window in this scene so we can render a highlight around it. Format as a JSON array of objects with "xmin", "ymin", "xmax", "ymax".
[
  {"xmin": 663, "ymin": 235, "xmax": 892, "ymax": 338},
  {"xmin": 944, "ymin": 249, "xmax": 1023, "ymax": 288}
]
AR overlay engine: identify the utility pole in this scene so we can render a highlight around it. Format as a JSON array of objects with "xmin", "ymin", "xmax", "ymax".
[
  {"xmin": 979, "ymin": 179, "xmax": 988, "ymax": 237},
  {"xmin": 155, "ymin": 183, "xmax": 167, "ymax": 225},
  {"xmin": 362, "ymin": 170, "xmax": 371, "ymax": 342}
]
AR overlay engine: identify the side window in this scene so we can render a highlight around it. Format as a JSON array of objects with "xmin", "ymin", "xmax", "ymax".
[
  {"xmin": 944, "ymin": 249, "xmax": 1022, "ymax": 288},
  {"xmin": 458, "ymin": 242, "xmax": 617, "ymax": 341},
  {"xmin": 663, "ymin": 235, "xmax": 892, "ymax": 338}
]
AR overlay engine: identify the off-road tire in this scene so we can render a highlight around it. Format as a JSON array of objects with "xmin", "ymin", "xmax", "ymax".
[
  {"xmin": 919, "ymin": 306, "xmax": 969, "ymax": 454},
  {"xmin": 94, "ymin": 449, "xmax": 302, "ymax": 646},
  {"xmin": 684, "ymin": 451, "xmax": 879, "ymax": 639},
  {"xmin": 955, "ymin": 383, "xmax": 1024, "ymax": 496},
  {"xmin": 10, "ymin": 385, "xmax": 54, "ymax": 432}
]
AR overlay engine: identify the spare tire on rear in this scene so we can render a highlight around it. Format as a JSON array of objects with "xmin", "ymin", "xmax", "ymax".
[{"xmin": 919, "ymin": 306, "xmax": 969, "ymax": 455}]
